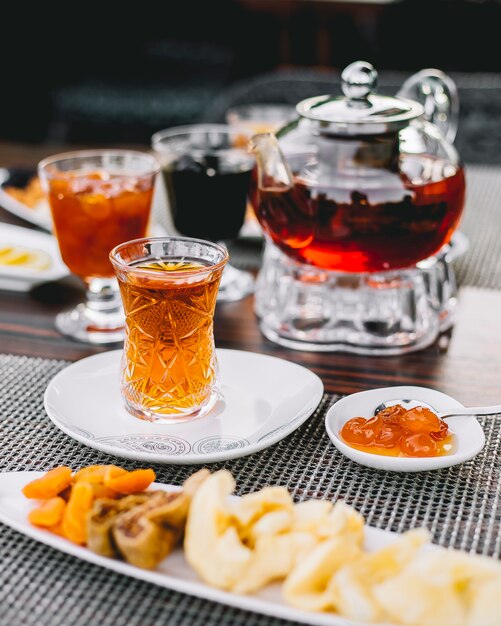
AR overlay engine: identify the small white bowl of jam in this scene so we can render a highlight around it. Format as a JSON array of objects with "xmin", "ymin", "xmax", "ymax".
[{"xmin": 325, "ymin": 386, "xmax": 485, "ymax": 472}]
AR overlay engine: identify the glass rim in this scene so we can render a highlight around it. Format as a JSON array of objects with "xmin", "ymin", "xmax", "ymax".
[
  {"xmin": 38, "ymin": 149, "xmax": 160, "ymax": 178},
  {"xmin": 110, "ymin": 236, "xmax": 229, "ymax": 279},
  {"xmin": 151, "ymin": 124, "xmax": 253, "ymax": 151}
]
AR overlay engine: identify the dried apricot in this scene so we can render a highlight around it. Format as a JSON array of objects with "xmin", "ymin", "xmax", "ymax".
[
  {"xmin": 22, "ymin": 467, "xmax": 73, "ymax": 500},
  {"xmin": 74, "ymin": 465, "xmax": 111, "ymax": 484},
  {"xmin": 62, "ymin": 481, "xmax": 94, "ymax": 544},
  {"xmin": 28, "ymin": 497, "xmax": 66, "ymax": 527},
  {"xmin": 106, "ymin": 469, "xmax": 156, "ymax": 494},
  {"xmin": 48, "ymin": 522, "xmax": 66, "ymax": 538},
  {"xmin": 90, "ymin": 483, "xmax": 117, "ymax": 499},
  {"xmin": 103, "ymin": 466, "xmax": 128, "ymax": 487}
]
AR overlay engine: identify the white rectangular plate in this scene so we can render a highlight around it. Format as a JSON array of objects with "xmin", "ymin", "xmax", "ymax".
[{"xmin": 0, "ymin": 472, "xmax": 399, "ymax": 626}]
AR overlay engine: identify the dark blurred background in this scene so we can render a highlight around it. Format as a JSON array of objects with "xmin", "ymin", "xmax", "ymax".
[{"xmin": 1, "ymin": 0, "xmax": 501, "ymax": 163}]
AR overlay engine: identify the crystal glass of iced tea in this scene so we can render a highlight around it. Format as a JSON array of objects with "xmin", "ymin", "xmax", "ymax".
[
  {"xmin": 38, "ymin": 150, "xmax": 158, "ymax": 344},
  {"xmin": 110, "ymin": 236, "xmax": 228, "ymax": 422}
]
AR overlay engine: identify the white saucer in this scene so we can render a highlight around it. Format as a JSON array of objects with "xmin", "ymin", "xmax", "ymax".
[
  {"xmin": 44, "ymin": 349, "xmax": 324, "ymax": 464},
  {"xmin": 325, "ymin": 386, "xmax": 485, "ymax": 472}
]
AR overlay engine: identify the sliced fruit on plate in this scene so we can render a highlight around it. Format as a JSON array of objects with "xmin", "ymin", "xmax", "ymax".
[{"xmin": 0, "ymin": 244, "xmax": 52, "ymax": 270}]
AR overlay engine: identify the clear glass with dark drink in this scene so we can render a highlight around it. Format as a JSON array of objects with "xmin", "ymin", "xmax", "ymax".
[{"xmin": 152, "ymin": 125, "xmax": 255, "ymax": 301}]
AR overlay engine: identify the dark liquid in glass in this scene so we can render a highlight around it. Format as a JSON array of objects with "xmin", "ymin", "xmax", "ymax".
[
  {"xmin": 251, "ymin": 155, "xmax": 465, "ymax": 272},
  {"xmin": 162, "ymin": 155, "xmax": 252, "ymax": 241}
]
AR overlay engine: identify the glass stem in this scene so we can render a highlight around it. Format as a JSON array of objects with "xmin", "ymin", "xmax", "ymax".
[{"xmin": 85, "ymin": 278, "xmax": 123, "ymax": 314}]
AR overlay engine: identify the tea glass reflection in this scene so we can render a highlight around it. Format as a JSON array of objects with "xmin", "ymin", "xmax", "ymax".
[
  {"xmin": 110, "ymin": 236, "xmax": 228, "ymax": 422},
  {"xmin": 38, "ymin": 150, "xmax": 158, "ymax": 344},
  {"xmin": 151, "ymin": 124, "xmax": 255, "ymax": 302}
]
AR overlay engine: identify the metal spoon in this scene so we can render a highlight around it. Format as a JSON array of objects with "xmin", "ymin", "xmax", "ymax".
[{"xmin": 375, "ymin": 398, "xmax": 501, "ymax": 421}]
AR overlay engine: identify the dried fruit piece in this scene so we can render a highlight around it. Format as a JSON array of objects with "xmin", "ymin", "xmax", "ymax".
[
  {"xmin": 112, "ymin": 492, "xmax": 180, "ymax": 569},
  {"xmin": 62, "ymin": 481, "xmax": 94, "ymax": 544},
  {"xmin": 28, "ymin": 497, "xmax": 66, "ymax": 527},
  {"xmin": 58, "ymin": 485, "xmax": 73, "ymax": 502},
  {"xmin": 89, "ymin": 483, "xmax": 118, "ymax": 500},
  {"xmin": 103, "ymin": 466, "xmax": 128, "ymax": 487},
  {"xmin": 87, "ymin": 493, "xmax": 155, "ymax": 557},
  {"xmin": 106, "ymin": 469, "xmax": 156, "ymax": 494},
  {"xmin": 111, "ymin": 472, "xmax": 209, "ymax": 569},
  {"xmin": 22, "ymin": 467, "xmax": 73, "ymax": 499},
  {"xmin": 74, "ymin": 465, "xmax": 111, "ymax": 484},
  {"xmin": 87, "ymin": 498, "xmax": 123, "ymax": 557},
  {"xmin": 48, "ymin": 522, "xmax": 66, "ymax": 538}
]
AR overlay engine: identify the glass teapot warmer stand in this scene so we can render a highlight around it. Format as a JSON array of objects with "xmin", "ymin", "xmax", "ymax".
[{"xmin": 255, "ymin": 242, "xmax": 457, "ymax": 356}]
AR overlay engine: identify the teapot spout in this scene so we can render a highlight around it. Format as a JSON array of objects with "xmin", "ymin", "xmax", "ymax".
[{"xmin": 249, "ymin": 133, "xmax": 294, "ymax": 191}]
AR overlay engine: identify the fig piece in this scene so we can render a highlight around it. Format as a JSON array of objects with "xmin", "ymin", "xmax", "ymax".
[
  {"xmin": 112, "ymin": 492, "xmax": 182, "ymax": 569},
  {"xmin": 87, "ymin": 493, "xmax": 155, "ymax": 557}
]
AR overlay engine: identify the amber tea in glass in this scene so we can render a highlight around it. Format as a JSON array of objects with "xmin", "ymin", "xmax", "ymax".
[
  {"xmin": 110, "ymin": 237, "xmax": 228, "ymax": 422},
  {"xmin": 47, "ymin": 171, "xmax": 154, "ymax": 280},
  {"xmin": 39, "ymin": 150, "xmax": 158, "ymax": 344}
]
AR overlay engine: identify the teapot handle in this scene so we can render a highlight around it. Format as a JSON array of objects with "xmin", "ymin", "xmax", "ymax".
[{"xmin": 397, "ymin": 69, "xmax": 459, "ymax": 143}]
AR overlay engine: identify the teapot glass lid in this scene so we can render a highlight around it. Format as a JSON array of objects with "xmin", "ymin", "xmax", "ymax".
[{"xmin": 296, "ymin": 61, "xmax": 424, "ymax": 135}]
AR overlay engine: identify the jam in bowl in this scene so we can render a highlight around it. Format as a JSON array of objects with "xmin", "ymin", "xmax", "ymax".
[{"xmin": 340, "ymin": 404, "xmax": 455, "ymax": 458}]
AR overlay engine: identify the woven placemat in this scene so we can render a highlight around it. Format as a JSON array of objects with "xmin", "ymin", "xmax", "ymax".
[
  {"xmin": 1, "ymin": 353, "xmax": 500, "ymax": 626},
  {"xmin": 455, "ymin": 165, "xmax": 501, "ymax": 290}
]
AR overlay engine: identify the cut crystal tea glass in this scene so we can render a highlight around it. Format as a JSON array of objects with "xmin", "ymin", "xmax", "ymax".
[{"xmin": 110, "ymin": 236, "xmax": 228, "ymax": 422}]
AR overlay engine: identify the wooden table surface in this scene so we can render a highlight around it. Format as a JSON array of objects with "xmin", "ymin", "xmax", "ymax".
[{"xmin": 0, "ymin": 141, "xmax": 500, "ymax": 405}]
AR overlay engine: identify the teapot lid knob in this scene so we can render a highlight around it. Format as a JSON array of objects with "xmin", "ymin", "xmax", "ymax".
[
  {"xmin": 296, "ymin": 60, "xmax": 423, "ymax": 133},
  {"xmin": 341, "ymin": 61, "xmax": 378, "ymax": 104}
]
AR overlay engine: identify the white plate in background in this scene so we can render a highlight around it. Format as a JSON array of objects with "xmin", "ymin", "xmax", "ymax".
[
  {"xmin": 0, "ymin": 223, "xmax": 67, "ymax": 291},
  {"xmin": 0, "ymin": 167, "xmax": 52, "ymax": 230}
]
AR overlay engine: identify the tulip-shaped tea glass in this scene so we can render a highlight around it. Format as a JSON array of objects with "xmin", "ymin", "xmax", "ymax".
[
  {"xmin": 38, "ymin": 150, "xmax": 159, "ymax": 344},
  {"xmin": 110, "ymin": 236, "xmax": 228, "ymax": 422},
  {"xmin": 152, "ymin": 124, "xmax": 255, "ymax": 302}
]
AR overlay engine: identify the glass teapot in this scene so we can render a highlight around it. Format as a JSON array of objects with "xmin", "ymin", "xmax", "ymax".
[{"xmin": 250, "ymin": 61, "xmax": 465, "ymax": 274}]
